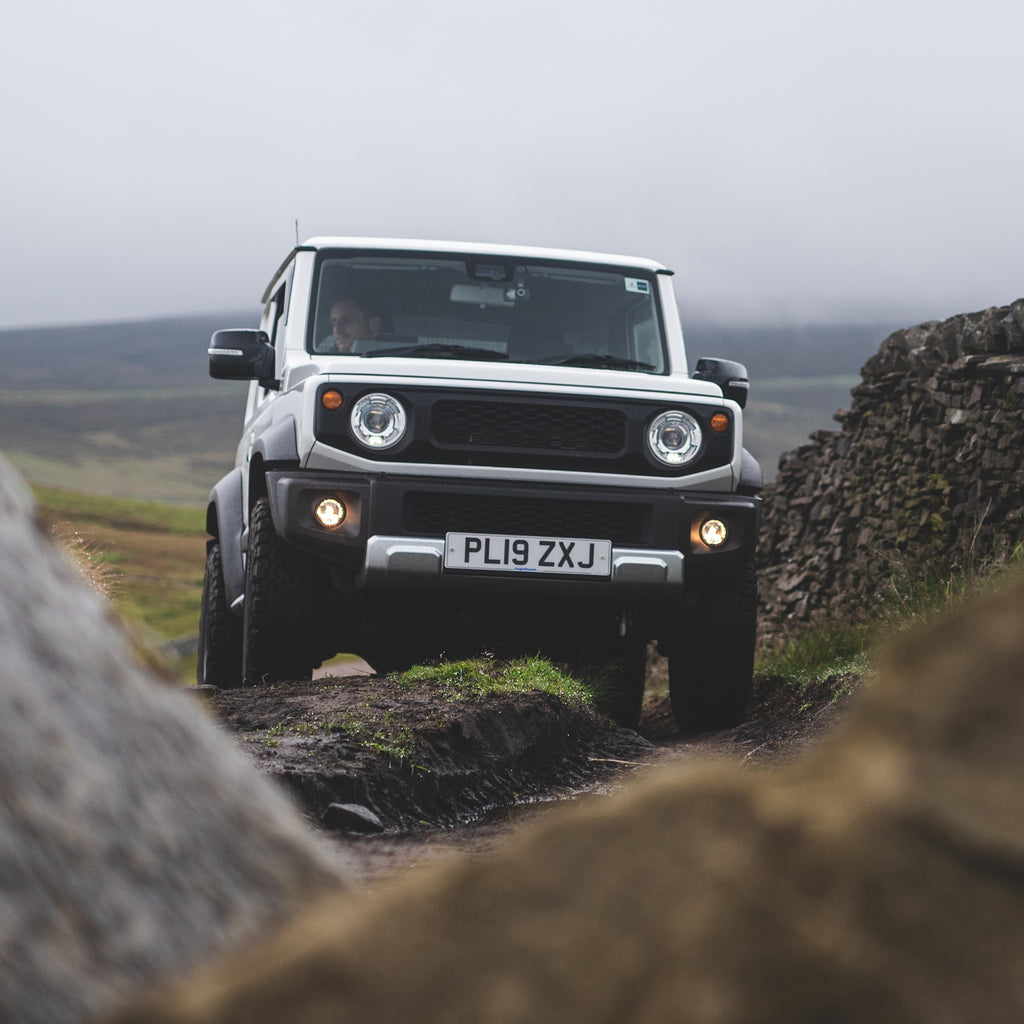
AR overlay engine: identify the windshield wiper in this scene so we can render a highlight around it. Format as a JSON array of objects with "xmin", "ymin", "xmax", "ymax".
[
  {"xmin": 555, "ymin": 353, "xmax": 656, "ymax": 371},
  {"xmin": 361, "ymin": 343, "xmax": 509, "ymax": 361}
]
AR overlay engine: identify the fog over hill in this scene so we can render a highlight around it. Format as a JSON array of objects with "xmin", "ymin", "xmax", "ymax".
[
  {"xmin": 3, "ymin": 312, "xmax": 258, "ymax": 391},
  {"xmin": 683, "ymin": 319, "xmax": 902, "ymax": 381},
  {"xmin": 2, "ymin": 311, "xmax": 899, "ymax": 391}
]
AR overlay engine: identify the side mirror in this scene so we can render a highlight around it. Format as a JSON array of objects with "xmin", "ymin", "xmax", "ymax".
[
  {"xmin": 209, "ymin": 329, "xmax": 279, "ymax": 389},
  {"xmin": 692, "ymin": 357, "xmax": 749, "ymax": 409}
]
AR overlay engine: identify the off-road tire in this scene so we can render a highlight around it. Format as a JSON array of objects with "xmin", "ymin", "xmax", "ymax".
[
  {"xmin": 562, "ymin": 625, "xmax": 648, "ymax": 730},
  {"xmin": 669, "ymin": 560, "xmax": 757, "ymax": 734},
  {"xmin": 599, "ymin": 635, "xmax": 648, "ymax": 730},
  {"xmin": 242, "ymin": 498, "xmax": 318, "ymax": 685},
  {"xmin": 197, "ymin": 542, "xmax": 243, "ymax": 687}
]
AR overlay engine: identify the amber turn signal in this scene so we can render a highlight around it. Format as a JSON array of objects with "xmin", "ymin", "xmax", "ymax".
[
  {"xmin": 321, "ymin": 390, "xmax": 344, "ymax": 411},
  {"xmin": 710, "ymin": 412, "xmax": 729, "ymax": 433}
]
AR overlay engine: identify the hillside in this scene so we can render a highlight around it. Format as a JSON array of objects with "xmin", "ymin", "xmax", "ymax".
[{"xmin": 3, "ymin": 312, "xmax": 257, "ymax": 390}]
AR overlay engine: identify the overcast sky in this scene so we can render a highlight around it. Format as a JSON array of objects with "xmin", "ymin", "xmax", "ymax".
[{"xmin": 2, "ymin": 0, "xmax": 1021, "ymax": 329}]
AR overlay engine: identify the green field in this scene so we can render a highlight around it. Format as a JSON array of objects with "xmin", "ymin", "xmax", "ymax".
[
  {"xmin": 33, "ymin": 485, "xmax": 208, "ymax": 653},
  {"xmin": 2, "ymin": 386, "xmax": 245, "ymax": 505},
  {"xmin": 744, "ymin": 376, "xmax": 858, "ymax": 479}
]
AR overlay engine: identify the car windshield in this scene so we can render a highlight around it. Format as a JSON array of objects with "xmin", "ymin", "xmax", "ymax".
[{"xmin": 308, "ymin": 253, "xmax": 666, "ymax": 373}]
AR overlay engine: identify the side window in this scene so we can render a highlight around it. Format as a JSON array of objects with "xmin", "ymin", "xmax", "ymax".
[
  {"xmin": 261, "ymin": 285, "xmax": 286, "ymax": 348},
  {"xmin": 260, "ymin": 261, "xmax": 294, "ymax": 348}
]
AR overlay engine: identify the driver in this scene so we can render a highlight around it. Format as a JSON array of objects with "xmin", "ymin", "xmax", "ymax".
[{"xmin": 327, "ymin": 289, "xmax": 385, "ymax": 353}]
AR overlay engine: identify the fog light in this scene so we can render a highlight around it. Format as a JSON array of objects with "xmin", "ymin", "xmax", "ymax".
[
  {"xmin": 314, "ymin": 498, "xmax": 346, "ymax": 528},
  {"xmin": 699, "ymin": 517, "xmax": 728, "ymax": 547}
]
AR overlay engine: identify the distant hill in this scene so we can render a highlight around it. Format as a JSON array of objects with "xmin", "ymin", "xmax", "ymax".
[
  {"xmin": 2, "ymin": 311, "xmax": 258, "ymax": 391},
  {"xmin": 683, "ymin": 319, "xmax": 902, "ymax": 381}
]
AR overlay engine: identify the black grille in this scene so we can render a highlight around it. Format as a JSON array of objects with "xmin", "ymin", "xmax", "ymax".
[
  {"xmin": 403, "ymin": 492, "xmax": 649, "ymax": 545},
  {"xmin": 432, "ymin": 400, "xmax": 625, "ymax": 453}
]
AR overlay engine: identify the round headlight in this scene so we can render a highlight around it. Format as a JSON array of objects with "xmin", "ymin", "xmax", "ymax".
[
  {"xmin": 647, "ymin": 410, "xmax": 702, "ymax": 467},
  {"xmin": 350, "ymin": 393, "xmax": 407, "ymax": 450}
]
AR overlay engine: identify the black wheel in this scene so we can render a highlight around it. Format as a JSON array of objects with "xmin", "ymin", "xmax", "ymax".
[
  {"xmin": 361, "ymin": 644, "xmax": 421, "ymax": 676},
  {"xmin": 242, "ymin": 498, "xmax": 319, "ymax": 685},
  {"xmin": 562, "ymin": 623, "xmax": 648, "ymax": 730},
  {"xmin": 197, "ymin": 542, "xmax": 243, "ymax": 687},
  {"xmin": 668, "ymin": 560, "xmax": 757, "ymax": 734}
]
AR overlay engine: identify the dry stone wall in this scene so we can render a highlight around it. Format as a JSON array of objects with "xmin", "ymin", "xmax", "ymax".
[{"xmin": 757, "ymin": 298, "xmax": 1024, "ymax": 641}]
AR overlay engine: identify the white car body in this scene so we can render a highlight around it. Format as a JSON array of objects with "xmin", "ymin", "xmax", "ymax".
[{"xmin": 201, "ymin": 237, "xmax": 762, "ymax": 733}]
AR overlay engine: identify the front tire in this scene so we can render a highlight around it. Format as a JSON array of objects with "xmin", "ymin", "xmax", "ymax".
[
  {"xmin": 561, "ymin": 622, "xmax": 648, "ymax": 730},
  {"xmin": 669, "ymin": 561, "xmax": 757, "ymax": 734},
  {"xmin": 197, "ymin": 542, "xmax": 242, "ymax": 687},
  {"xmin": 242, "ymin": 498, "xmax": 318, "ymax": 685}
]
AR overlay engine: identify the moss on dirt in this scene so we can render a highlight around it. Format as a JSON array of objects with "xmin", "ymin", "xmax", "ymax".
[{"xmin": 211, "ymin": 674, "xmax": 651, "ymax": 834}]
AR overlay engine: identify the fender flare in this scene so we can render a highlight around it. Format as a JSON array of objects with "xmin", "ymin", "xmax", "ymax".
[
  {"xmin": 738, "ymin": 448, "xmax": 763, "ymax": 496},
  {"xmin": 252, "ymin": 415, "xmax": 299, "ymax": 467},
  {"xmin": 206, "ymin": 469, "xmax": 245, "ymax": 611}
]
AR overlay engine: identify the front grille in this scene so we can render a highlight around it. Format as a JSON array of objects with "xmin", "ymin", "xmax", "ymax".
[
  {"xmin": 403, "ymin": 492, "xmax": 649, "ymax": 545},
  {"xmin": 432, "ymin": 400, "xmax": 625, "ymax": 454}
]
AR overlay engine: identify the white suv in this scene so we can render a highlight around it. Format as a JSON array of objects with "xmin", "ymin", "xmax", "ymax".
[{"xmin": 200, "ymin": 238, "xmax": 762, "ymax": 732}]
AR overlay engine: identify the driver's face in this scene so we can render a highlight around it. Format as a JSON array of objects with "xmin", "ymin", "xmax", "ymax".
[{"xmin": 330, "ymin": 301, "xmax": 374, "ymax": 352}]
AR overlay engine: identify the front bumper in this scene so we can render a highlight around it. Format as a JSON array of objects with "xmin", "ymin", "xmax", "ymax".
[{"xmin": 266, "ymin": 470, "xmax": 760, "ymax": 597}]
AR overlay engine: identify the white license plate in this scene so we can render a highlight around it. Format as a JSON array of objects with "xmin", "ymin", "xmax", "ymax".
[{"xmin": 444, "ymin": 532, "xmax": 612, "ymax": 576}]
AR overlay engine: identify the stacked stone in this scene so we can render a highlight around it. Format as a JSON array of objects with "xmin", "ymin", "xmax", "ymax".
[{"xmin": 757, "ymin": 299, "xmax": 1024, "ymax": 642}]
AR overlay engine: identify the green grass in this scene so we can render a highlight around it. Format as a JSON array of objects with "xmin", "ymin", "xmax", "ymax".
[
  {"xmin": 393, "ymin": 656, "xmax": 597, "ymax": 706},
  {"xmin": 32, "ymin": 485, "xmax": 208, "ymax": 659},
  {"xmin": 755, "ymin": 622, "xmax": 870, "ymax": 683},
  {"xmin": 33, "ymin": 485, "xmax": 207, "ymax": 535},
  {"xmin": 755, "ymin": 549, "xmax": 1024, "ymax": 688},
  {"xmin": 1, "ymin": 387, "xmax": 243, "ymax": 506},
  {"xmin": 744, "ymin": 376, "xmax": 858, "ymax": 481}
]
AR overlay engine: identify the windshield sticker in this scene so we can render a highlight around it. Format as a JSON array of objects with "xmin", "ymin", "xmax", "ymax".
[{"xmin": 624, "ymin": 278, "xmax": 651, "ymax": 294}]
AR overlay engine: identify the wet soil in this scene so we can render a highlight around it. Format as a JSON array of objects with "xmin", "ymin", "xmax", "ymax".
[{"xmin": 202, "ymin": 665, "xmax": 858, "ymax": 882}]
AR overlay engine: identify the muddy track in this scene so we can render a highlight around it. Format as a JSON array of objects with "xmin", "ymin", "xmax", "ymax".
[{"xmin": 204, "ymin": 668, "xmax": 856, "ymax": 882}]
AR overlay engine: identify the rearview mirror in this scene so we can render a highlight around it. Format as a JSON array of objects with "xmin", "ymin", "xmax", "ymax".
[
  {"xmin": 450, "ymin": 283, "xmax": 515, "ymax": 307},
  {"xmin": 209, "ymin": 329, "xmax": 279, "ymax": 389}
]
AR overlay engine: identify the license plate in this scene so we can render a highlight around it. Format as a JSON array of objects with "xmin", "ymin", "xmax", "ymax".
[{"xmin": 444, "ymin": 533, "xmax": 612, "ymax": 576}]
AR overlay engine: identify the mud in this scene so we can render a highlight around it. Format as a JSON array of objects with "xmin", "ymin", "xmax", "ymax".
[
  {"xmin": 203, "ymin": 666, "xmax": 856, "ymax": 884},
  {"xmin": 209, "ymin": 675, "xmax": 653, "ymax": 835}
]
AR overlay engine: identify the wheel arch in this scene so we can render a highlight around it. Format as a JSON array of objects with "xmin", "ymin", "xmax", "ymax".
[
  {"xmin": 251, "ymin": 415, "xmax": 299, "ymax": 468},
  {"xmin": 207, "ymin": 469, "xmax": 246, "ymax": 610}
]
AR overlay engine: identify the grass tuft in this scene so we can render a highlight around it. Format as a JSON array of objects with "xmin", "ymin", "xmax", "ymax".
[
  {"xmin": 393, "ymin": 656, "xmax": 596, "ymax": 705},
  {"xmin": 757, "ymin": 547, "xmax": 1024, "ymax": 691}
]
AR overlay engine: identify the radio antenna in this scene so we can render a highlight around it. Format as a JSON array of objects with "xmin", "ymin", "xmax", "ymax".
[{"xmin": 294, "ymin": 219, "xmax": 300, "ymax": 245}]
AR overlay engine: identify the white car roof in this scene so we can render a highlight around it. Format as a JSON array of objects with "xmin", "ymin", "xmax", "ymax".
[{"xmin": 301, "ymin": 237, "xmax": 670, "ymax": 273}]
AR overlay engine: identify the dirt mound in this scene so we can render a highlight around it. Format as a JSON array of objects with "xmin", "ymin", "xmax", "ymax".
[{"xmin": 210, "ymin": 676, "xmax": 653, "ymax": 834}]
